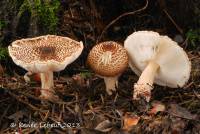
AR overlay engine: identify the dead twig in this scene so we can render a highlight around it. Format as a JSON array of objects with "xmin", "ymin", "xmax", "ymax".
[
  {"xmin": 163, "ymin": 9, "xmax": 183, "ymax": 34},
  {"xmin": 103, "ymin": 112, "xmax": 121, "ymax": 121},
  {"xmin": 158, "ymin": 0, "xmax": 183, "ymax": 34},
  {"xmin": 183, "ymin": 82, "xmax": 194, "ymax": 89},
  {"xmin": 97, "ymin": 0, "xmax": 149, "ymax": 43},
  {"xmin": 168, "ymin": 112, "xmax": 200, "ymax": 123},
  {"xmin": 0, "ymin": 104, "xmax": 11, "ymax": 127},
  {"xmin": 6, "ymin": 87, "xmax": 78, "ymax": 106},
  {"xmin": 6, "ymin": 89, "xmax": 45, "ymax": 113},
  {"xmin": 193, "ymin": 89, "xmax": 200, "ymax": 100}
]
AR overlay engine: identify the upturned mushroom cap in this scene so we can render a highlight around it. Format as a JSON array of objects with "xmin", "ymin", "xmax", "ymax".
[
  {"xmin": 87, "ymin": 41, "xmax": 128, "ymax": 77},
  {"xmin": 8, "ymin": 35, "xmax": 83, "ymax": 73},
  {"xmin": 124, "ymin": 31, "xmax": 191, "ymax": 88}
]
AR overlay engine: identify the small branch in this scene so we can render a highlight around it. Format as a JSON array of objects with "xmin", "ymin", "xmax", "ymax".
[
  {"xmin": 193, "ymin": 89, "xmax": 200, "ymax": 100},
  {"xmin": 96, "ymin": 0, "xmax": 149, "ymax": 43},
  {"xmin": 163, "ymin": 9, "xmax": 183, "ymax": 34},
  {"xmin": 6, "ymin": 90, "xmax": 43, "ymax": 112},
  {"xmin": 0, "ymin": 104, "xmax": 11, "ymax": 127},
  {"xmin": 169, "ymin": 112, "xmax": 200, "ymax": 123},
  {"xmin": 158, "ymin": 0, "xmax": 183, "ymax": 34}
]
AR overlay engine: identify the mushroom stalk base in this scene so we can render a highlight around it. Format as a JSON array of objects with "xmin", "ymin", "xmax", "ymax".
[
  {"xmin": 40, "ymin": 71, "xmax": 55, "ymax": 99},
  {"xmin": 134, "ymin": 61, "xmax": 160, "ymax": 102},
  {"xmin": 103, "ymin": 76, "xmax": 119, "ymax": 95}
]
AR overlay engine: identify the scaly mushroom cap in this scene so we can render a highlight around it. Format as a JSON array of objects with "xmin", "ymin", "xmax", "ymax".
[
  {"xmin": 8, "ymin": 35, "xmax": 83, "ymax": 73},
  {"xmin": 124, "ymin": 31, "xmax": 191, "ymax": 88},
  {"xmin": 87, "ymin": 41, "xmax": 128, "ymax": 77}
]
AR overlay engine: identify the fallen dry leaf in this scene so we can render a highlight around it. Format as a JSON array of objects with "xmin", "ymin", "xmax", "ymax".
[
  {"xmin": 123, "ymin": 112, "xmax": 140, "ymax": 131},
  {"xmin": 95, "ymin": 120, "xmax": 112, "ymax": 132},
  {"xmin": 8, "ymin": 110, "xmax": 24, "ymax": 121},
  {"xmin": 55, "ymin": 84, "xmax": 64, "ymax": 88},
  {"xmin": 72, "ymin": 73, "xmax": 89, "ymax": 88},
  {"xmin": 148, "ymin": 101, "xmax": 165, "ymax": 115},
  {"xmin": 169, "ymin": 103, "xmax": 197, "ymax": 120},
  {"xmin": 11, "ymin": 77, "xmax": 18, "ymax": 82}
]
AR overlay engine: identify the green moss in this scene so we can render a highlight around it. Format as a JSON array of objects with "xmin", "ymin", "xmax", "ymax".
[
  {"xmin": 186, "ymin": 29, "xmax": 200, "ymax": 48},
  {"xmin": 0, "ymin": 47, "xmax": 8, "ymax": 60},
  {"xmin": 80, "ymin": 71, "xmax": 92, "ymax": 78},
  {"xmin": 35, "ymin": 0, "xmax": 60, "ymax": 33},
  {"xmin": 0, "ymin": 20, "xmax": 7, "ymax": 30},
  {"xmin": 18, "ymin": 0, "xmax": 60, "ymax": 33}
]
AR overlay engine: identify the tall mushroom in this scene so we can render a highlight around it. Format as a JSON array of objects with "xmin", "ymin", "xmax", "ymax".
[
  {"xmin": 124, "ymin": 31, "xmax": 191, "ymax": 102},
  {"xmin": 8, "ymin": 35, "xmax": 83, "ymax": 99},
  {"xmin": 87, "ymin": 41, "xmax": 128, "ymax": 95}
]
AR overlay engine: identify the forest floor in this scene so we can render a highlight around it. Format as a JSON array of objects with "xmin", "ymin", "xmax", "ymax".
[
  {"xmin": 0, "ymin": 0, "xmax": 200, "ymax": 133},
  {"xmin": 0, "ymin": 51, "xmax": 199, "ymax": 134}
]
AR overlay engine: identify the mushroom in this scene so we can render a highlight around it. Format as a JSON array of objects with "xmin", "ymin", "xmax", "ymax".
[
  {"xmin": 8, "ymin": 35, "xmax": 83, "ymax": 99},
  {"xmin": 124, "ymin": 31, "xmax": 191, "ymax": 102},
  {"xmin": 87, "ymin": 41, "xmax": 128, "ymax": 95}
]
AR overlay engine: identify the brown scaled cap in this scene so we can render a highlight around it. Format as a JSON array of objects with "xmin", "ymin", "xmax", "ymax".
[
  {"xmin": 87, "ymin": 41, "xmax": 128, "ymax": 77},
  {"xmin": 8, "ymin": 35, "xmax": 83, "ymax": 73}
]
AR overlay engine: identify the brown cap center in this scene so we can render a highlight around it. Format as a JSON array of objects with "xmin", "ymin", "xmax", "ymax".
[
  {"xmin": 102, "ymin": 44, "xmax": 116, "ymax": 52},
  {"xmin": 39, "ymin": 46, "xmax": 56, "ymax": 60}
]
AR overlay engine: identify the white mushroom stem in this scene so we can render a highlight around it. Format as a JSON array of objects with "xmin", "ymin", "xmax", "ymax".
[
  {"xmin": 39, "ymin": 71, "xmax": 57, "ymax": 99},
  {"xmin": 134, "ymin": 61, "xmax": 160, "ymax": 102},
  {"xmin": 103, "ymin": 76, "xmax": 119, "ymax": 95},
  {"xmin": 40, "ymin": 71, "xmax": 54, "ymax": 91}
]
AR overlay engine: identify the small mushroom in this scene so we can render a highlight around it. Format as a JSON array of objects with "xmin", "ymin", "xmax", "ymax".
[
  {"xmin": 87, "ymin": 41, "xmax": 128, "ymax": 95},
  {"xmin": 8, "ymin": 35, "xmax": 83, "ymax": 99},
  {"xmin": 124, "ymin": 31, "xmax": 191, "ymax": 102}
]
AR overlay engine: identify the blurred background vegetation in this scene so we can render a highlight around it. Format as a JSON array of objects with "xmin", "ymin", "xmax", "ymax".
[{"xmin": 0, "ymin": 0, "xmax": 199, "ymax": 71}]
